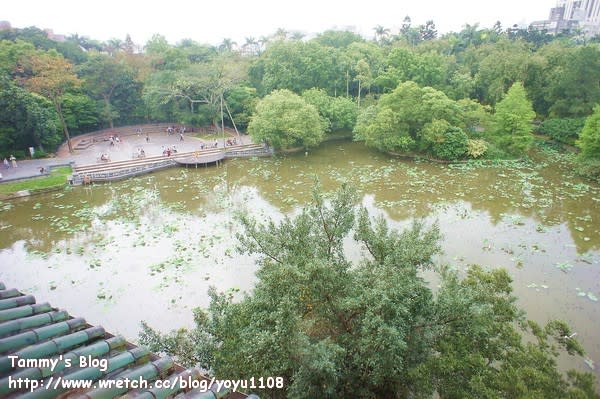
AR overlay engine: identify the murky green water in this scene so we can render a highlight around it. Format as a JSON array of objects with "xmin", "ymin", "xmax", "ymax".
[{"xmin": 1, "ymin": 141, "xmax": 599, "ymax": 379}]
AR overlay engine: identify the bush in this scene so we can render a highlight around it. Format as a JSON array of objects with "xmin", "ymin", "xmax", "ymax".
[
  {"xmin": 8, "ymin": 150, "xmax": 27, "ymax": 159},
  {"xmin": 466, "ymin": 139, "xmax": 488, "ymax": 159},
  {"xmin": 431, "ymin": 127, "xmax": 468, "ymax": 161},
  {"xmin": 482, "ymin": 143, "xmax": 509, "ymax": 159},
  {"xmin": 575, "ymin": 158, "xmax": 600, "ymax": 183},
  {"xmin": 576, "ymin": 105, "xmax": 600, "ymax": 159},
  {"xmin": 538, "ymin": 118, "xmax": 585, "ymax": 145},
  {"xmin": 32, "ymin": 149, "xmax": 48, "ymax": 159}
]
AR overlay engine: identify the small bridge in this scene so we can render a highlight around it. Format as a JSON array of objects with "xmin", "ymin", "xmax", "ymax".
[{"xmin": 70, "ymin": 144, "xmax": 271, "ymax": 185}]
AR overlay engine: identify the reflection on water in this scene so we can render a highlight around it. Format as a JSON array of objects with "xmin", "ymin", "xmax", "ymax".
[{"xmin": 0, "ymin": 141, "xmax": 599, "ymax": 380}]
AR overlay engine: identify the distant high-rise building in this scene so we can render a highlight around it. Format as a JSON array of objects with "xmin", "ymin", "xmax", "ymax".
[{"xmin": 530, "ymin": 0, "xmax": 600, "ymax": 36}]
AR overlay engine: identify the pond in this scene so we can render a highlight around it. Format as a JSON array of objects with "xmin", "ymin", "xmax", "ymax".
[{"xmin": 1, "ymin": 140, "xmax": 599, "ymax": 380}]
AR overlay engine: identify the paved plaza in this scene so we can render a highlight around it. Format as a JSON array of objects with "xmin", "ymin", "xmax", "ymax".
[{"xmin": 0, "ymin": 127, "xmax": 249, "ymax": 182}]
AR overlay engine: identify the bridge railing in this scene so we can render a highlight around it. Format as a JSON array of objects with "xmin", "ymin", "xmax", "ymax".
[
  {"xmin": 72, "ymin": 159, "xmax": 178, "ymax": 184},
  {"xmin": 71, "ymin": 144, "xmax": 270, "ymax": 184}
]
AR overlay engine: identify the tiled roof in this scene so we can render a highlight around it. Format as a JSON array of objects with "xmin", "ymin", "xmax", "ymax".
[{"xmin": 0, "ymin": 282, "xmax": 257, "ymax": 399}]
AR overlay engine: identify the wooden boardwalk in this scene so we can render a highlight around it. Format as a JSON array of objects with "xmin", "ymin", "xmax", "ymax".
[{"xmin": 70, "ymin": 144, "xmax": 271, "ymax": 185}]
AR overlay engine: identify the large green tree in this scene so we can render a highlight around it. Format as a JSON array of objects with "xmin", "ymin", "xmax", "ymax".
[
  {"xmin": 0, "ymin": 75, "xmax": 60, "ymax": 154},
  {"xmin": 141, "ymin": 185, "xmax": 598, "ymax": 399},
  {"xmin": 250, "ymin": 41, "xmax": 338, "ymax": 95},
  {"xmin": 492, "ymin": 81, "xmax": 536, "ymax": 156},
  {"xmin": 546, "ymin": 46, "xmax": 600, "ymax": 118},
  {"xmin": 19, "ymin": 50, "xmax": 81, "ymax": 152},
  {"xmin": 143, "ymin": 54, "xmax": 247, "ymax": 127},
  {"xmin": 471, "ymin": 39, "xmax": 531, "ymax": 105},
  {"xmin": 375, "ymin": 48, "xmax": 449, "ymax": 93},
  {"xmin": 60, "ymin": 92, "xmax": 99, "ymax": 135},
  {"xmin": 354, "ymin": 81, "xmax": 465, "ymax": 155},
  {"xmin": 78, "ymin": 54, "xmax": 139, "ymax": 128},
  {"xmin": 301, "ymin": 88, "xmax": 357, "ymax": 132},
  {"xmin": 314, "ymin": 30, "xmax": 365, "ymax": 48},
  {"xmin": 248, "ymin": 89, "xmax": 326, "ymax": 149}
]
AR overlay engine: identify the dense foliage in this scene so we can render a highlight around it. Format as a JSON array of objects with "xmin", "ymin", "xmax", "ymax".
[
  {"xmin": 140, "ymin": 184, "xmax": 599, "ymax": 399},
  {"xmin": 353, "ymin": 81, "xmax": 470, "ymax": 158},
  {"xmin": 248, "ymin": 89, "xmax": 325, "ymax": 149},
  {"xmin": 0, "ymin": 23, "xmax": 597, "ymax": 161},
  {"xmin": 538, "ymin": 117, "xmax": 585, "ymax": 145},
  {"xmin": 576, "ymin": 106, "xmax": 600, "ymax": 182},
  {"xmin": 301, "ymin": 88, "xmax": 357, "ymax": 132},
  {"xmin": 491, "ymin": 82, "xmax": 536, "ymax": 156}
]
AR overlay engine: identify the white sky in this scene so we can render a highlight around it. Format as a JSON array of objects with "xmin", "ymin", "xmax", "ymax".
[{"xmin": 2, "ymin": 0, "xmax": 554, "ymax": 46}]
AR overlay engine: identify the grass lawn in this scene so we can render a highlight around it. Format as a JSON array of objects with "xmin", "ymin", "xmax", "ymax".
[{"xmin": 0, "ymin": 166, "xmax": 71, "ymax": 195}]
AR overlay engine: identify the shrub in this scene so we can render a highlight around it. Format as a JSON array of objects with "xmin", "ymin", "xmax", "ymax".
[
  {"xmin": 466, "ymin": 139, "xmax": 488, "ymax": 158},
  {"xmin": 575, "ymin": 158, "xmax": 600, "ymax": 183},
  {"xmin": 482, "ymin": 143, "xmax": 509, "ymax": 159},
  {"xmin": 33, "ymin": 149, "xmax": 48, "ymax": 159},
  {"xmin": 431, "ymin": 127, "xmax": 468, "ymax": 161},
  {"xmin": 576, "ymin": 105, "xmax": 600, "ymax": 159},
  {"xmin": 9, "ymin": 150, "xmax": 27, "ymax": 159},
  {"xmin": 538, "ymin": 118, "xmax": 585, "ymax": 145}
]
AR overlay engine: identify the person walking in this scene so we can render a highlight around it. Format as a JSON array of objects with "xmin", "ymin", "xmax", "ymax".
[
  {"xmin": 3, "ymin": 158, "xmax": 8, "ymax": 168},
  {"xmin": 9, "ymin": 155, "xmax": 17, "ymax": 168}
]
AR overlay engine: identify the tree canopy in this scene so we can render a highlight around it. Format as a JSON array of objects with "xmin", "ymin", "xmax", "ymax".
[
  {"xmin": 491, "ymin": 82, "xmax": 536, "ymax": 155},
  {"xmin": 19, "ymin": 50, "xmax": 81, "ymax": 152},
  {"xmin": 0, "ymin": 22, "xmax": 597, "ymax": 163},
  {"xmin": 353, "ymin": 81, "xmax": 468, "ymax": 157},
  {"xmin": 248, "ymin": 89, "xmax": 326, "ymax": 149},
  {"xmin": 577, "ymin": 105, "xmax": 600, "ymax": 159},
  {"xmin": 140, "ymin": 184, "xmax": 599, "ymax": 399}
]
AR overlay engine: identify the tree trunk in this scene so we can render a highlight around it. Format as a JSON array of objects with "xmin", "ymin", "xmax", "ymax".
[
  {"xmin": 55, "ymin": 99, "xmax": 73, "ymax": 153},
  {"xmin": 357, "ymin": 80, "xmax": 362, "ymax": 108},
  {"xmin": 346, "ymin": 70, "xmax": 349, "ymax": 98},
  {"xmin": 223, "ymin": 101, "xmax": 240, "ymax": 136},
  {"xmin": 103, "ymin": 95, "xmax": 114, "ymax": 129},
  {"xmin": 31, "ymin": 132, "xmax": 44, "ymax": 153},
  {"xmin": 221, "ymin": 94, "xmax": 226, "ymax": 147}
]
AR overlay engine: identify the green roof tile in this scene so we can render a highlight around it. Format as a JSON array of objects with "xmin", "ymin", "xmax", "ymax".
[{"xmin": 0, "ymin": 282, "xmax": 255, "ymax": 399}]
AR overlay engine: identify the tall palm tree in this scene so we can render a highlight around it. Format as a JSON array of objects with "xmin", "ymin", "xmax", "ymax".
[
  {"xmin": 274, "ymin": 28, "xmax": 288, "ymax": 40},
  {"xmin": 243, "ymin": 37, "xmax": 258, "ymax": 55},
  {"xmin": 290, "ymin": 31, "xmax": 305, "ymax": 41},
  {"xmin": 258, "ymin": 36, "xmax": 270, "ymax": 53},
  {"xmin": 104, "ymin": 38, "xmax": 123, "ymax": 56},
  {"xmin": 459, "ymin": 23, "xmax": 481, "ymax": 48},
  {"xmin": 373, "ymin": 25, "xmax": 390, "ymax": 43},
  {"xmin": 219, "ymin": 38, "xmax": 237, "ymax": 53}
]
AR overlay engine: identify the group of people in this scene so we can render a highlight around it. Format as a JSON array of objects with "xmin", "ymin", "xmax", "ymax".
[
  {"xmin": 133, "ymin": 147, "xmax": 146, "ymax": 158},
  {"xmin": 108, "ymin": 135, "xmax": 121, "ymax": 146},
  {"xmin": 3, "ymin": 155, "xmax": 17, "ymax": 168},
  {"xmin": 199, "ymin": 140, "xmax": 220, "ymax": 150},
  {"xmin": 162, "ymin": 145, "xmax": 178, "ymax": 157},
  {"xmin": 166, "ymin": 125, "xmax": 187, "ymax": 135},
  {"xmin": 166, "ymin": 125, "xmax": 188, "ymax": 142}
]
